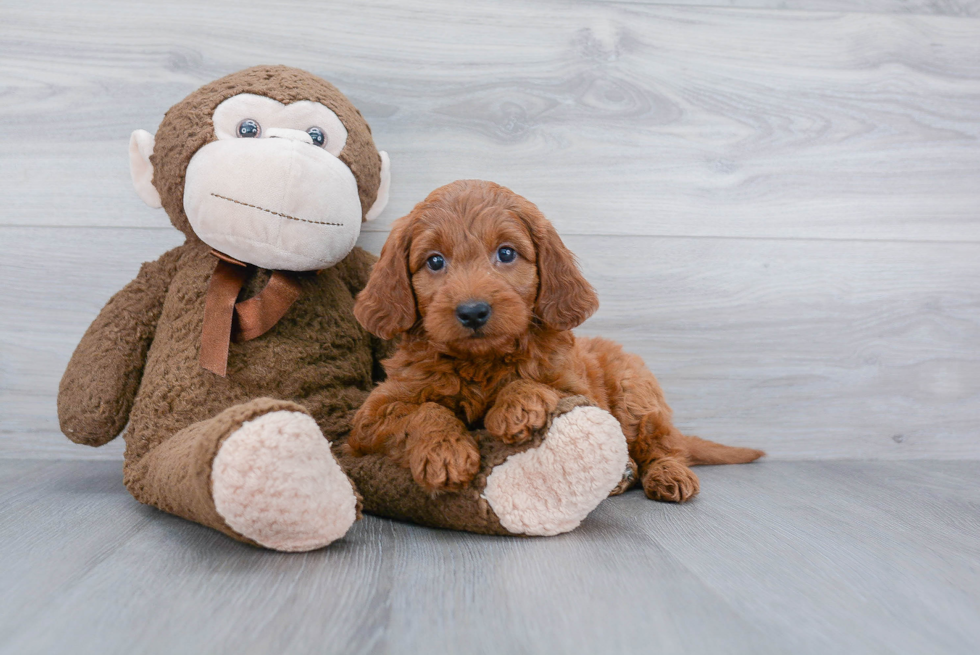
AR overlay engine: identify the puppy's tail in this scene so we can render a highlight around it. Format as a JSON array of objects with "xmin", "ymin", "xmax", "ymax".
[{"xmin": 681, "ymin": 435, "xmax": 765, "ymax": 466}]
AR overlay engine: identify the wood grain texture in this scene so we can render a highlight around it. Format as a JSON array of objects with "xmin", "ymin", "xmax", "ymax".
[
  {"xmin": 2, "ymin": 0, "xmax": 979, "ymax": 241},
  {"xmin": 608, "ymin": 0, "xmax": 980, "ymax": 18},
  {"xmin": 2, "ymin": 3, "xmax": 978, "ymax": 652},
  {"xmin": 1, "ymin": 0, "xmax": 978, "ymax": 460},
  {"xmin": 3, "ymin": 227, "xmax": 978, "ymax": 459},
  {"xmin": 0, "ymin": 459, "xmax": 977, "ymax": 654}
]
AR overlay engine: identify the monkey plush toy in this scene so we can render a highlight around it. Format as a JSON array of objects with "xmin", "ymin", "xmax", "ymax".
[{"xmin": 58, "ymin": 66, "xmax": 629, "ymax": 551}]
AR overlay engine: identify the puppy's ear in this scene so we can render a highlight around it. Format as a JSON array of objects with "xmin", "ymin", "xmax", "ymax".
[
  {"xmin": 517, "ymin": 200, "xmax": 599, "ymax": 331},
  {"xmin": 354, "ymin": 215, "xmax": 417, "ymax": 339}
]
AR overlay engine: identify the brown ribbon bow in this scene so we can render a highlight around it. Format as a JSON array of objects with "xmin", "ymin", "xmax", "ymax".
[{"xmin": 199, "ymin": 250, "xmax": 305, "ymax": 377}]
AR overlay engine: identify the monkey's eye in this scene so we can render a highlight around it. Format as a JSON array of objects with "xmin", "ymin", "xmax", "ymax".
[
  {"xmin": 307, "ymin": 126, "xmax": 327, "ymax": 147},
  {"xmin": 496, "ymin": 246, "xmax": 517, "ymax": 263},
  {"xmin": 236, "ymin": 119, "xmax": 261, "ymax": 138},
  {"xmin": 426, "ymin": 254, "xmax": 445, "ymax": 271}
]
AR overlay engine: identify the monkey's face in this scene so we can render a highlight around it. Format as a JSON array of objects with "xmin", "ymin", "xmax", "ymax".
[
  {"xmin": 181, "ymin": 94, "xmax": 363, "ymax": 271},
  {"xmin": 129, "ymin": 67, "xmax": 391, "ymax": 272}
]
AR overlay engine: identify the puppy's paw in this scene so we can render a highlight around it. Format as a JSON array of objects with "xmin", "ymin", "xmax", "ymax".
[
  {"xmin": 485, "ymin": 386, "xmax": 561, "ymax": 444},
  {"xmin": 408, "ymin": 431, "xmax": 481, "ymax": 493},
  {"xmin": 641, "ymin": 459, "xmax": 700, "ymax": 503}
]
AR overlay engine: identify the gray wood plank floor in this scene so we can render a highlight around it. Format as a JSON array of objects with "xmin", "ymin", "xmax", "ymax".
[
  {"xmin": 1, "ymin": 459, "xmax": 977, "ymax": 655},
  {"xmin": 2, "ymin": 3, "xmax": 979, "ymax": 653}
]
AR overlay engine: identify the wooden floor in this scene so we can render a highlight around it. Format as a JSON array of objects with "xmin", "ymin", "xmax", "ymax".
[
  {"xmin": 0, "ymin": 459, "xmax": 977, "ymax": 655},
  {"xmin": 2, "ymin": 1, "xmax": 979, "ymax": 653}
]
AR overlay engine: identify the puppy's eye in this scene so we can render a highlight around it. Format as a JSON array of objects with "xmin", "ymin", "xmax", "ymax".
[
  {"xmin": 496, "ymin": 246, "xmax": 517, "ymax": 263},
  {"xmin": 307, "ymin": 126, "xmax": 326, "ymax": 147},
  {"xmin": 237, "ymin": 119, "xmax": 261, "ymax": 138},
  {"xmin": 426, "ymin": 254, "xmax": 445, "ymax": 271}
]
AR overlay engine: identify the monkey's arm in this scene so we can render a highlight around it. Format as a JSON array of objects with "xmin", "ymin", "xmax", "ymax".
[
  {"xmin": 58, "ymin": 247, "xmax": 183, "ymax": 446},
  {"xmin": 337, "ymin": 246, "xmax": 397, "ymax": 382}
]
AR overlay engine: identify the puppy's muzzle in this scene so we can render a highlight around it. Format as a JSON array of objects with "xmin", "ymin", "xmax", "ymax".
[{"xmin": 456, "ymin": 301, "xmax": 492, "ymax": 330}]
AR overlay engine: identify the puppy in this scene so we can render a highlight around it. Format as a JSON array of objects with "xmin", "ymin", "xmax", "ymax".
[{"xmin": 350, "ymin": 180, "xmax": 763, "ymax": 499}]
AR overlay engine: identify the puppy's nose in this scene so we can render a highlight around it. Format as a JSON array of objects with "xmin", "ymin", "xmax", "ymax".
[{"xmin": 456, "ymin": 301, "xmax": 492, "ymax": 330}]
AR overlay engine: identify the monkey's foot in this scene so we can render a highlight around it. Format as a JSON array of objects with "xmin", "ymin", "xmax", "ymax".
[
  {"xmin": 482, "ymin": 406, "xmax": 628, "ymax": 536},
  {"xmin": 212, "ymin": 410, "xmax": 358, "ymax": 551}
]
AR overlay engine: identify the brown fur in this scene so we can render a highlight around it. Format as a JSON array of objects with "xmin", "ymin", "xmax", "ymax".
[
  {"xmin": 339, "ymin": 395, "xmax": 598, "ymax": 535},
  {"xmin": 351, "ymin": 180, "xmax": 764, "ymax": 500},
  {"xmin": 151, "ymin": 65, "xmax": 383, "ymax": 239},
  {"xmin": 58, "ymin": 67, "xmax": 390, "ymax": 544}
]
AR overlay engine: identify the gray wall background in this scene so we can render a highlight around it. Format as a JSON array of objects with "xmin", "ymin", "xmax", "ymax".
[{"xmin": 2, "ymin": 0, "xmax": 978, "ymax": 460}]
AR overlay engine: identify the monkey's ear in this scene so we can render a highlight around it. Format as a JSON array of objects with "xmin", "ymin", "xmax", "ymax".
[
  {"xmin": 353, "ymin": 214, "xmax": 417, "ymax": 339},
  {"xmin": 364, "ymin": 151, "xmax": 391, "ymax": 222},
  {"xmin": 129, "ymin": 129, "xmax": 162, "ymax": 209}
]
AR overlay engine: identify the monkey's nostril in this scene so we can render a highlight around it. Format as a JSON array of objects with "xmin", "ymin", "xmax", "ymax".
[{"xmin": 455, "ymin": 301, "xmax": 492, "ymax": 330}]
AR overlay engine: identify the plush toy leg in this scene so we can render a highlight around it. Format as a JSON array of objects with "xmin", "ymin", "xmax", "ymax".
[
  {"xmin": 482, "ymin": 402, "xmax": 629, "ymax": 536},
  {"xmin": 124, "ymin": 397, "xmax": 359, "ymax": 551},
  {"xmin": 339, "ymin": 396, "xmax": 629, "ymax": 536}
]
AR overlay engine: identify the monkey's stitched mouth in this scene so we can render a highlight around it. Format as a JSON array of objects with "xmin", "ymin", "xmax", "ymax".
[{"xmin": 210, "ymin": 193, "xmax": 344, "ymax": 227}]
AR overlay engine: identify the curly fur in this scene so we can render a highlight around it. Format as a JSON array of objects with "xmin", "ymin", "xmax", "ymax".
[
  {"xmin": 351, "ymin": 180, "xmax": 764, "ymax": 499},
  {"xmin": 58, "ymin": 67, "xmax": 388, "ymax": 548}
]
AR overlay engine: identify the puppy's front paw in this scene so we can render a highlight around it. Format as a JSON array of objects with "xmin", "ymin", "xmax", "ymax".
[
  {"xmin": 408, "ymin": 431, "xmax": 481, "ymax": 493},
  {"xmin": 641, "ymin": 459, "xmax": 700, "ymax": 503},
  {"xmin": 485, "ymin": 386, "xmax": 561, "ymax": 444}
]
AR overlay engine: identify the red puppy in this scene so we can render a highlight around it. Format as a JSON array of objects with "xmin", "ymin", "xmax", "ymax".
[{"xmin": 350, "ymin": 180, "xmax": 763, "ymax": 499}]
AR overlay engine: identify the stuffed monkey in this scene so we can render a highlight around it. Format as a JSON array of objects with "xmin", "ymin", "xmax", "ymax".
[{"xmin": 58, "ymin": 66, "xmax": 629, "ymax": 551}]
